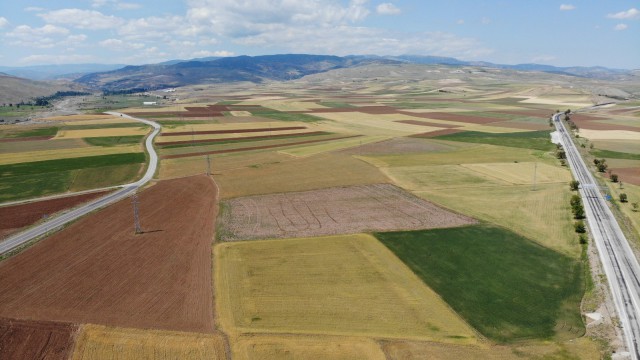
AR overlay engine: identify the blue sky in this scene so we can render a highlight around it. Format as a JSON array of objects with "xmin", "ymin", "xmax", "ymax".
[{"xmin": 0, "ymin": 0, "xmax": 638, "ymax": 68}]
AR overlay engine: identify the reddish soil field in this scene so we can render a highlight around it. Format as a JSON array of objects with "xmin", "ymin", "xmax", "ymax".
[
  {"xmin": 218, "ymin": 183, "xmax": 476, "ymax": 241},
  {"xmin": 0, "ymin": 191, "xmax": 109, "ymax": 239},
  {"xmin": 162, "ymin": 135, "xmax": 359, "ymax": 159},
  {"xmin": 572, "ymin": 114, "xmax": 640, "ymax": 131},
  {"xmin": 0, "ymin": 136, "xmax": 54, "ymax": 142},
  {"xmin": 494, "ymin": 109, "xmax": 554, "ymax": 118},
  {"xmin": 406, "ymin": 112, "xmax": 502, "ymax": 124},
  {"xmin": 339, "ymin": 137, "xmax": 454, "ymax": 156},
  {"xmin": 395, "ymin": 120, "xmax": 460, "ymax": 128},
  {"xmin": 157, "ymin": 131, "xmax": 327, "ymax": 146},
  {"xmin": 161, "ymin": 126, "xmax": 306, "ymax": 136},
  {"xmin": 412, "ymin": 129, "xmax": 464, "ymax": 138},
  {"xmin": 613, "ymin": 167, "xmax": 640, "ymax": 186},
  {"xmin": 0, "ymin": 317, "xmax": 76, "ymax": 360},
  {"xmin": 0, "ymin": 175, "xmax": 217, "ymax": 333}
]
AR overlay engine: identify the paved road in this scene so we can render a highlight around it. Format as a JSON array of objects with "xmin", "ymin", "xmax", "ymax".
[
  {"xmin": 554, "ymin": 113, "xmax": 640, "ymax": 359},
  {"xmin": 0, "ymin": 112, "xmax": 161, "ymax": 255}
]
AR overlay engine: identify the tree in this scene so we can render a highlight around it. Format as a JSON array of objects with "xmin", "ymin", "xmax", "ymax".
[
  {"xmin": 570, "ymin": 194, "xmax": 582, "ymax": 207},
  {"xmin": 593, "ymin": 158, "xmax": 601, "ymax": 165},
  {"xmin": 573, "ymin": 205, "xmax": 585, "ymax": 219},
  {"xmin": 611, "ymin": 174, "xmax": 619, "ymax": 183},
  {"xmin": 620, "ymin": 193, "xmax": 628, "ymax": 203},
  {"xmin": 556, "ymin": 149, "xmax": 566, "ymax": 159},
  {"xmin": 596, "ymin": 162, "xmax": 608, "ymax": 173},
  {"xmin": 574, "ymin": 221, "xmax": 586, "ymax": 233},
  {"xmin": 569, "ymin": 180, "xmax": 580, "ymax": 191},
  {"xmin": 579, "ymin": 234, "xmax": 588, "ymax": 245}
]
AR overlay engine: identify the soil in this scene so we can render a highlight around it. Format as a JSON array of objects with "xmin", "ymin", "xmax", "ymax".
[
  {"xmin": 411, "ymin": 129, "xmax": 464, "ymax": 138},
  {"xmin": 572, "ymin": 114, "xmax": 640, "ymax": 131},
  {"xmin": 394, "ymin": 120, "xmax": 460, "ymax": 128},
  {"xmin": 0, "ymin": 175, "xmax": 217, "ymax": 333},
  {"xmin": 0, "ymin": 317, "xmax": 77, "ymax": 360},
  {"xmin": 0, "ymin": 191, "xmax": 109, "ymax": 239},
  {"xmin": 161, "ymin": 126, "xmax": 306, "ymax": 136},
  {"xmin": 218, "ymin": 183, "xmax": 477, "ymax": 241},
  {"xmin": 161, "ymin": 134, "xmax": 359, "ymax": 159},
  {"xmin": 613, "ymin": 167, "xmax": 640, "ymax": 186},
  {"xmin": 156, "ymin": 131, "xmax": 326, "ymax": 146}
]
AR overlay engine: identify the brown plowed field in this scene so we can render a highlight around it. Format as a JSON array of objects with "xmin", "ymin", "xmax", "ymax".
[
  {"xmin": 395, "ymin": 120, "xmax": 460, "ymax": 128},
  {"xmin": 0, "ymin": 191, "xmax": 109, "ymax": 239},
  {"xmin": 161, "ymin": 126, "xmax": 306, "ymax": 136},
  {"xmin": 156, "ymin": 131, "xmax": 326, "ymax": 146},
  {"xmin": 0, "ymin": 175, "xmax": 217, "ymax": 333},
  {"xmin": 410, "ymin": 112, "xmax": 501, "ymax": 124},
  {"xmin": 494, "ymin": 109, "xmax": 554, "ymax": 117},
  {"xmin": 162, "ymin": 134, "xmax": 359, "ymax": 159},
  {"xmin": 0, "ymin": 317, "xmax": 77, "ymax": 360},
  {"xmin": 613, "ymin": 167, "xmax": 640, "ymax": 185},
  {"xmin": 218, "ymin": 183, "xmax": 476, "ymax": 241},
  {"xmin": 572, "ymin": 114, "xmax": 640, "ymax": 131}
]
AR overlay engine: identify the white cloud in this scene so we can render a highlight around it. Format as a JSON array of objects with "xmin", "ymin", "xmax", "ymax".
[
  {"xmin": 21, "ymin": 54, "xmax": 95, "ymax": 64},
  {"xmin": 191, "ymin": 50, "xmax": 235, "ymax": 58},
  {"xmin": 376, "ymin": 3, "xmax": 401, "ymax": 15},
  {"xmin": 116, "ymin": 2, "xmax": 142, "ymax": 10},
  {"xmin": 99, "ymin": 38, "xmax": 145, "ymax": 50},
  {"xmin": 39, "ymin": 9, "xmax": 124, "ymax": 30},
  {"xmin": 614, "ymin": 23, "xmax": 628, "ymax": 31},
  {"xmin": 0, "ymin": 17, "xmax": 8, "ymax": 29},
  {"xmin": 607, "ymin": 8, "xmax": 639, "ymax": 20},
  {"xmin": 559, "ymin": 4, "xmax": 575, "ymax": 11}
]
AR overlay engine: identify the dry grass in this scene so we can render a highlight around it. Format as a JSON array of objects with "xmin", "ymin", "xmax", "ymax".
[
  {"xmin": 62, "ymin": 118, "xmax": 137, "ymax": 126},
  {"xmin": 0, "ymin": 138, "xmax": 88, "ymax": 154},
  {"xmin": 578, "ymin": 129, "xmax": 640, "ymax": 141},
  {"xmin": 41, "ymin": 114, "xmax": 118, "ymax": 122},
  {"xmin": 591, "ymin": 139, "xmax": 640, "ymax": 154},
  {"xmin": 71, "ymin": 324, "xmax": 227, "ymax": 360},
  {"xmin": 461, "ymin": 162, "xmax": 572, "ymax": 185},
  {"xmin": 161, "ymin": 121, "xmax": 307, "ymax": 133},
  {"xmin": 278, "ymin": 135, "xmax": 389, "ymax": 157},
  {"xmin": 215, "ymin": 234, "xmax": 477, "ymax": 342},
  {"xmin": 157, "ymin": 129, "xmax": 312, "ymax": 143},
  {"xmin": 231, "ymin": 334, "xmax": 386, "ymax": 360},
  {"xmin": 55, "ymin": 127, "xmax": 150, "ymax": 139},
  {"xmin": 229, "ymin": 111, "xmax": 252, "ymax": 116},
  {"xmin": 382, "ymin": 337, "xmax": 601, "ymax": 360},
  {"xmin": 214, "ymin": 153, "xmax": 390, "ymax": 199},
  {"xmin": 313, "ymin": 112, "xmax": 443, "ymax": 135},
  {"xmin": 0, "ymin": 144, "xmax": 142, "ymax": 165},
  {"xmin": 158, "ymin": 151, "xmax": 291, "ymax": 179}
]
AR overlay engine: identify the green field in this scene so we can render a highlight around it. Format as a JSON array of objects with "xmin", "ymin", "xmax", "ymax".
[
  {"xmin": 84, "ymin": 135, "xmax": 144, "ymax": 147},
  {"xmin": 0, "ymin": 153, "xmax": 145, "ymax": 201},
  {"xmin": 62, "ymin": 123, "xmax": 148, "ymax": 131},
  {"xmin": 376, "ymin": 224, "xmax": 585, "ymax": 343},
  {"xmin": 250, "ymin": 110, "xmax": 324, "ymax": 122},
  {"xmin": 1, "ymin": 126, "xmax": 58, "ymax": 138},
  {"xmin": 590, "ymin": 149, "xmax": 640, "ymax": 160},
  {"xmin": 157, "ymin": 131, "xmax": 332, "ymax": 149},
  {"xmin": 434, "ymin": 130, "xmax": 554, "ymax": 151}
]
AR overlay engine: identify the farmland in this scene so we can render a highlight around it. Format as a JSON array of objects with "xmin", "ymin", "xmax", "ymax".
[
  {"xmin": 0, "ymin": 175, "xmax": 217, "ymax": 333},
  {"xmin": 215, "ymin": 234, "xmax": 477, "ymax": 342},
  {"xmin": 376, "ymin": 225, "xmax": 585, "ymax": 342},
  {"xmin": 72, "ymin": 324, "xmax": 227, "ymax": 360},
  {"xmin": 218, "ymin": 183, "xmax": 476, "ymax": 241},
  {"xmin": 0, "ymin": 318, "xmax": 77, "ymax": 360}
]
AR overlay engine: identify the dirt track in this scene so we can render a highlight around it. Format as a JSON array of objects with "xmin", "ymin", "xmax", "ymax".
[
  {"xmin": 0, "ymin": 191, "xmax": 109, "ymax": 239},
  {"xmin": 0, "ymin": 317, "xmax": 76, "ymax": 360},
  {"xmin": 0, "ymin": 175, "xmax": 217, "ymax": 333}
]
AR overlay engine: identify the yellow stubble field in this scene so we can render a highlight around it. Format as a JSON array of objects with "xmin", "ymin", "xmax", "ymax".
[{"xmin": 215, "ymin": 234, "xmax": 478, "ymax": 343}]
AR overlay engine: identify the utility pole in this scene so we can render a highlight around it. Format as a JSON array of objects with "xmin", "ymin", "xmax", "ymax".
[
  {"xmin": 131, "ymin": 193, "xmax": 142, "ymax": 234},
  {"xmin": 206, "ymin": 154, "xmax": 211, "ymax": 175}
]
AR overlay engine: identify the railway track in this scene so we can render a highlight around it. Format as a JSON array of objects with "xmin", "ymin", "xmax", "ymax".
[{"xmin": 554, "ymin": 113, "xmax": 640, "ymax": 359}]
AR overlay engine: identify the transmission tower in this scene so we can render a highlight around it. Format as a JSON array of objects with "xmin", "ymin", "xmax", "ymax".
[{"xmin": 131, "ymin": 193, "xmax": 142, "ymax": 234}]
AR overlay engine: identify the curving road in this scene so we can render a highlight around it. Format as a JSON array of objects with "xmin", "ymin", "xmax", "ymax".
[
  {"xmin": 554, "ymin": 113, "xmax": 640, "ymax": 359},
  {"xmin": 0, "ymin": 112, "xmax": 161, "ymax": 255}
]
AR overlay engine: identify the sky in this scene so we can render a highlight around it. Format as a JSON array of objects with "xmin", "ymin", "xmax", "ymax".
[{"xmin": 0, "ymin": 0, "xmax": 638, "ymax": 69}]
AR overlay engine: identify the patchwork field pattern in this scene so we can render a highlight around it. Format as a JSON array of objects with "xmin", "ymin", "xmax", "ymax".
[
  {"xmin": 0, "ymin": 175, "xmax": 217, "ymax": 333},
  {"xmin": 232, "ymin": 334, "xmax": 386, "ymax": 360},
  {"xmin": 0, "ymin": 318, "xmax": 77, "ymax": 360},
  {"xmin": 72, "ymin": 324, "xmax": 227, "ymax": 360},
  {"xmin": 215, "ymin": 234, "xmax": 477, "ymax": 342},
  {"xmin": 218, "ymin": 183, "xmax": 476, "ymax": 241}
]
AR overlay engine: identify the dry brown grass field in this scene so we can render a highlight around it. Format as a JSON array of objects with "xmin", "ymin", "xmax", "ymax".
[
  {"xmin": 72, "ymin": 324, "xmax": 228, "ymax": 360},
  {"xmin": 218, "ymin": 183, "xmax": 475, "ymax": 241}
]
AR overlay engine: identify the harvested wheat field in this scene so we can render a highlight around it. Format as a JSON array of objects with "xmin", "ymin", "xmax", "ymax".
[
  {"xmin": 218, "ymin": 183, "xmax": 475, "ymax": 241},
  {"xmin": 231, "ymin": 334, "xmax": 385, "ymax": 360},
  {"xmin": 0, "ymin": 175, "xmax": 217, "ymax": 333},
  {"xmin": 338, "ymin": 137, "xmax": 458, "ymax": 156},
  {"xmin": 72, "ymin": 324, "xmax": 227, "ymax": 360},
  {"xmin": 215, "ymin": 234, "xmax": 477, "ymax": 342},
  {"xmin": 0, "ymin": 317, "xmax": 77, "ymax": 360},
  {"xmin": 381, "ymin": 338, "xmax": 600, "ymax": 360},
  {"xmin": 461, "ymin": 162, "xmax": 572, "ymax": 185},
  {"xmin": 0, "ymin": 190, "xmax": 109, "ymax": 239}
]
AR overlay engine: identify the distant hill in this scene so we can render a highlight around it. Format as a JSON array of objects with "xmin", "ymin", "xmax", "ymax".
[
  {"xmin": 0, "ymin": 64, "xmax": 127, "ymax": 80},
  {"xmin": 74, "ymin": 54, "xmax": 400, "ymax": 91},
  {"xmin": 0, "ymin": 74, "xmax": 81, "ymax": 105}
]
